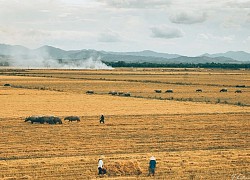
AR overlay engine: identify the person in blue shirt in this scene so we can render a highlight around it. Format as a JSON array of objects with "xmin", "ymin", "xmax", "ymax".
[{"xmin": 148, "ymin": 156, "xmax": 156, "ymax": 176}]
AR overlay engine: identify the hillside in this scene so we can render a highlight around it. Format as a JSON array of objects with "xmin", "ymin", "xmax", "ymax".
[
  {"xmin": 203, "ymin": 51, "xmax": 250, "ymax": 62},
  {"xmin": 0, "ymin": 44, "xmax": 248, "ymax": 68}
]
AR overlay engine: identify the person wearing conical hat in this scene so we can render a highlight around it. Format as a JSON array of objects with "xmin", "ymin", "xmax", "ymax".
[{"xmin": 148, "ymin": 156, "xmax": 156, "ymax": 176}]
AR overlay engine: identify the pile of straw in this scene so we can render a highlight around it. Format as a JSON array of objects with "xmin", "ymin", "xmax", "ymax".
[{"xmin": 105, "ymin": 160, "xmax": 142, "ymax": 176}]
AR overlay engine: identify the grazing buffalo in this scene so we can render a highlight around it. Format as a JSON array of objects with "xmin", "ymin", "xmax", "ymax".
[
  {"xmin": 236, "ymin": 85, "xmax": 246, "ymax": 88},
  {"xmin": 124, "ymin": 93, "xmax": 131, "ymax": 97},
  {"xmin": 220, "ymin": 88, "xmax": 228, "ymax": 92},
  {"xmin": 109, "ymin": 91, "xmax": 117, "ymax": 95},
  {"xmin": 118, "ymin": 92, "xmax": 124, "ymax": 95},
  {"xmin": 51, "ymin": 116, "xmax": 62, "ymax": 124},
  {"xmin": 4, "ymin": 84, "xmax": 11, "ymax": 87},
  {"xmin": 43, "ymin": 116, "xmax": 62, "ymax": 124},
  {"xmin": 64, "ymin": 116, "xmax": 80, "ymax": 122},
  {"xmin": 196, "ymin": 89, "xmax": 202, "ymax": 92},
  {"xmin": 154, "ymin": 90, "xmax": 162, "ymax": 93},
  {"xmin": 25, "ymin": 116, "xmax": 62, "ymax": 124},
  {"xmin": 165, "ymin": 89, "xmax": 173, "ymax": 93},
  {"xmin": 235, "ymin": 90, "xmax": 242, "ymax": 93},
  {"xmin": 86, "ymin": 90, "xmax": 94, "ymax": 94},
  {"xmin": 25, "ymin": 116, "xmax": 45, "ymax": 124}
]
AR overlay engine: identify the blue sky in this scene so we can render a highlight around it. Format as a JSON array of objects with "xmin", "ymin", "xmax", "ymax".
[{"xmin": 0, "ymin": 0, "xmax": 250, "ymax": 56}]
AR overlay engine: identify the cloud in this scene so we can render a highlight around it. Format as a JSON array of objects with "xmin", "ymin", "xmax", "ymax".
[
  {"xmin": 151, "ymin": 25, "xmax": 183, "ymax": 39},
  {"xmin": 247, "ymin": 13, "xmax": 250, "ymax": 23},
  {"xmin": 169, "ymin": 11, "xmax": 207, "ymax": 24},
  {"xmin": 226, "ymin": 1, "xmax": 250, "ymax": 8},
  {"xmin": 98, "ymin": 30, "xmax": 121, "ymax": 42},
  {"xmin": 197, "ymin": 33, "xmax": 235, "ymax": 43},
  {"xmin": 99, "ymin": 0, "xmax": 171, "ymax": 9},
  {"xmin": 0, "ymin": 26, "xmax": 94, "ymax": 48}
]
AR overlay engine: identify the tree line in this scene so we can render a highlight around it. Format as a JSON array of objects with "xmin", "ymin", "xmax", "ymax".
[{"xmin": 104, "ymin": 61, "xmax": 250, "ymax": 69}]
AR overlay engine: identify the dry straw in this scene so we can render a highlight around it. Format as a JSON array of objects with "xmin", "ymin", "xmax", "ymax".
[{"xmin": 105, "ymin": 160, "xmax": 142, "ymax": 176}]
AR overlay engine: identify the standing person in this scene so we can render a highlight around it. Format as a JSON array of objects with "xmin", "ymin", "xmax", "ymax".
[
  {"xmin": 100, "ymin": 114, "xmax": 105, "ymax": 124},
  {"xmin": 148, "ymin": 156, "xmax": 156, "ymax": 176}
]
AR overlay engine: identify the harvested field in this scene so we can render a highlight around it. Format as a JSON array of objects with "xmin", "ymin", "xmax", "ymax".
[{"xmin": 0, "ymin": 68, "xmax": 249, "ymax": 179}]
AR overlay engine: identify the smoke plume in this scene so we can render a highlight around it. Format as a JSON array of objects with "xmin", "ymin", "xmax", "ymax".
[{"xmin": 6, "ymin": 45, "xmax": 113, "ymax": 69}]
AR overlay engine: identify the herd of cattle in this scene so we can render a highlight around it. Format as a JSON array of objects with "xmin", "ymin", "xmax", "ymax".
[
  {"xmin": 154, "ymin": 88, "xmax": 243, "ymax": 93},
  {"xmin": 24, "ymin": 116, "xmax": 80, "ymax": 124},
  {"xmin": 86, "ymin": 90, "xmax": 131, "ymax": 96},
  {"xmin": 3, "ymin": 84, "xmax": 245, "ymax": 94},
  {"xmin": 86, "ymin": 85, "xmax": 245, "ymax": 95}
]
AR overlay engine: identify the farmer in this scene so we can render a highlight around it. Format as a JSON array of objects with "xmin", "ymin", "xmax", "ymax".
[
  {"xmin": 98, "ymin": 157, "xmax": 106, "ymax": 175},
  {"xmin": 100, "ymin": 114, "xmax": 105, "ymax": 124},
  {"xmin": 148, "ymin": 156, "xmax": 156, "ymax": 176}
]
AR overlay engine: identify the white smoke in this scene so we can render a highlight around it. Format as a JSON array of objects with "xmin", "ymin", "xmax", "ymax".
[
  {"xmin": 10, "ymin": 57, "xmax": 112, "ymax": 69},
  {"xmin": 8, "ymin": 48, "xmax": 113, "ymax": 69}
]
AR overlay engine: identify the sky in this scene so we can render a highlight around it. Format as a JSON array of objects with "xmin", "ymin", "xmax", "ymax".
[{"xmin": 0, "ymin": 0, "xmax": 250, "ymax": 56}]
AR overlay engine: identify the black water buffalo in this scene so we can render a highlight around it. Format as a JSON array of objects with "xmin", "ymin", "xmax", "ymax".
[
  {"xmin": 154, "ymin": 90, "xmax": 162, "ymax": 93},
  {"xmin": 52, "ymin": 116, "xmax": 62, "ymax": 124},
  {"xmin": 124, "ymin": 93, "xmax": 131, "ymax": 97},
  {"xmin": 235, "ymin": 90, "xmax": 242, "ymax": 93},
  {"xmin": 86, "ymin": 90, "xmax": 94, "ymax": 94},
  {"xmin": 118, "ymin": 92, "xmax": 124, "ymax": 95},
  {"xmin": 25, "ymin": 116, "xmax": 62, "ymax": 124},
  {"xmin": 25, "ymin": 116, "xmax": 45, "ymax": 124},
  {"xmin": 165, "ymin": 89, "xmax": 173, "ymax": 93},
  {"xmin": 4, "ymin": 84, "xmax": 11, "ymax": 87},
  {"xmin": 64, "ymin": 116, "xmax": 80, "ymax": 122},
  {"xmin": 196, "ymin": 89, "xmax": 202, "ymax": 92},
  {"xmin": 220, "ymin": 88, "xmax": 228, "ymax": 92},
  {"xmin": 109, "ymin": 91, "xmax": 117, "ymax": 95},
  {"xmin": 236, "ymin": 85, "xmax": 245, "ymax": 88}
]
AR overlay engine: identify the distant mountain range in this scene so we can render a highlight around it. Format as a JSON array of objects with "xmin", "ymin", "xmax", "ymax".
[{"xmin": 0, "ymin": 44, "xmax": 250, "ymax": 67}]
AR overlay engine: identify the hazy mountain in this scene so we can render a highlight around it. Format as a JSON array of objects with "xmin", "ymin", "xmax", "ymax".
[
  {"xmin": 0, "ymin": 44, "xmax": 29, "ymax": 56},
  {"xmin": 203, "ymin": 51, "xmax": 250, "ymax": 62},
  {"xmin": 107, "ymin": 50, "xmax": 180, "ymax": 59},
  {"xmin": 34, "ymin": 45, "xmax": 69, "ymax": 59},
  {"xmin": 0, "ymin": 44, "xmax": 247, "ymax": 67}
]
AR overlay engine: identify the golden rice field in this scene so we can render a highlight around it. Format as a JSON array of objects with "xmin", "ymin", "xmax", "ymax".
[{"xmin": 0, "ymin": 68, "xmax": 249, "ymax": 180}]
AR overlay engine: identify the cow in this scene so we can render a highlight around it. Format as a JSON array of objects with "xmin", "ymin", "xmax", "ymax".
[
  {"xmin": 220, "ymin": 88, "xmax": 228, "ymax": 92},
  {"xmin": 154, "ymin": 90, "xmax": 162, "ymax": 93},
  {"xmin": 196, "ymin": 89, "xmax": 202, "ymax": 92},
  {"xmin": 165, "ymin": 89, "xmax": 173, "ymax": 93},
  {"xmin": 235, "ymin": 90, "xmax": 242, "ymax": 93},
  {"xmin": 64, "ymin": 116, "xmax": 80, "ymax": 122}
]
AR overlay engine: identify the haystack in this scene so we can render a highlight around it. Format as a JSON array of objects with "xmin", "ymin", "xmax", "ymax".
[{"xmin": 105, "ymin": 160, "xmax": 142, "ymax": 176}]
